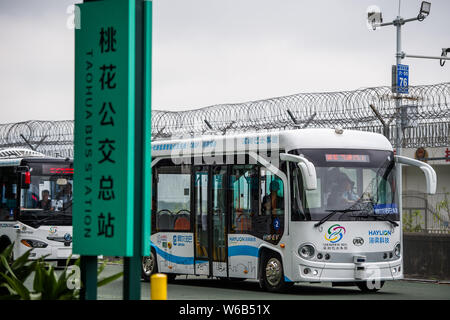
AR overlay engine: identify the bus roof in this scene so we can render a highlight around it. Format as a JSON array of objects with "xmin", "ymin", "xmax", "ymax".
[
  {"xmin": 151, "ymin": 128, "xmax": 393, "ymax": 158},
  {"xmin": 0, "ymin": 148, "xmax": 46, "ymax": 159},
  {"xmin": 0, "ymin": 148, "xmax": 72, "ymax": 168}
]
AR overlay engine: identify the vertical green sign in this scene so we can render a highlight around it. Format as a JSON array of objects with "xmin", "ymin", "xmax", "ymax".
[
  {"xmin": 142, "ymin": 0, "xmax": 152, "ymax": 257},
  {"xmin": 74, "ymin": 0, "xmax": 136, "ymax": 256}
]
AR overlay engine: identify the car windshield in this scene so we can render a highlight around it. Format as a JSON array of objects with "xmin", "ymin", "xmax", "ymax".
[
  {"xmin": 290, "ymin": 149, "xmax": 398, "ymax": 222},
  {"xmin": 19, "ymin": 166, "xmax": 73, "ymax": 227}
]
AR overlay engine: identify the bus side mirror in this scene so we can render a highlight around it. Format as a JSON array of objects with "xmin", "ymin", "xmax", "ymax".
[
  {"xmin": 395, "ymin": 155, "xmax": 437, "ymax": 194},
  {"xmin": 17, "ymin": 166, "xmax": 31, "ymax": 190},
  {"xmin": 280, "ymin": 153, "xmax": 317, "ymax": 190},
  {"xmin": 20, "ymin": 171, "xmax": 31, "ymax": 190}
]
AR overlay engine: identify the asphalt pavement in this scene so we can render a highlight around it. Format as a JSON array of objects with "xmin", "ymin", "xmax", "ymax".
[{"xmin": 97, "ymin": 264, "xmax": 450, "ymax": 300}]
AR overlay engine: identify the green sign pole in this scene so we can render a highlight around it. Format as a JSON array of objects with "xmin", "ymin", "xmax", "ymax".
[
  {"xmin": 74, "ymin": 0, "xmax": 151, "ymax": 300},
  {"xmin": 123, "ymin": 0, "xmax": 151, "ymax": 300},
  {"xmin": 80, "ymin": 256, "xmax": 97, "ymax": 300},
  {"xmin": 142, "ymin": 0, "xmax": 152, "ymax": 261}
]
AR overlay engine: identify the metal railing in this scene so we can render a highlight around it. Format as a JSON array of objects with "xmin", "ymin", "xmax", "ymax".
[{"xmin": 403, "ymin": 192, "xmax": 450, "ymax": 234}]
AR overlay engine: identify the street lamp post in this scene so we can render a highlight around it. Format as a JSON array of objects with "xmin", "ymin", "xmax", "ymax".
[
  {"xmin": 368, "ymin": 0, "xmax": 448, "ymax": 263},
  {"xmin": 394, "ymin": 14, "xmax": 403, "ymax": 222},
  {"xmin": 370, "ymin": 3, "xmax": 423, "ymax": 235},
  {"xmin": 368, "ymin": 0, "xmax": 449, "ymax": 208}
]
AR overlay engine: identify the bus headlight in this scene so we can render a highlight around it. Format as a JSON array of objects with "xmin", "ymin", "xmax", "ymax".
[
  {"xmin": 21, "ymin": 239, "xmax": 48, "ymax": 248},
  {"xmin": 298, "ymin": 244, "xmax": 315, "ymax": 259},
  {"xmin": 394, "ymin": 243, "xmax": 401, "ymax": 257}
]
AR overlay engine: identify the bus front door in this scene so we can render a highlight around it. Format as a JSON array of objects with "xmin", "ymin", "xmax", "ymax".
[
  {"xmin": 193, "ymin": 166, "xmax": 228, "ymax": 277},
  {"xmin": 211, "ymin": 166, "xmax": 227, "ymax": 277},
  {"xmin": 194, "ymin": 167, "xmax": 210, "ymax": 275}
]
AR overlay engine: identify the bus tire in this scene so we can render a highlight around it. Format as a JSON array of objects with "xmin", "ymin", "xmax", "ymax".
[
  {"xmin": 260, "ymin": 252, "xmax": 291, "ymax": 292},
  {"xmin": 356, "ymin": 280, "xmax": 385, "ymax": 293},
  {"xmin": 141, "ymin": 249, "xmax": 157, "ymax": 282}
]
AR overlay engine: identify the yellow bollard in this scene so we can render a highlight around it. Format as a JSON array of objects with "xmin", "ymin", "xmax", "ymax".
[{"xmin": 151, "ymin": 273, "xmax": 167, "ymax": 300}]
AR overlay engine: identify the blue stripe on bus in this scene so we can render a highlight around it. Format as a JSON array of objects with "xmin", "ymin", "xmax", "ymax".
[
  {"xmin": 228, "ymin": 245, "xmax": 259, "ymax": 257},
  {"xmin": 152, "ymin": 245, "xmax": 194, "ymax": 265},
  {"xmin": 195, "ymin": 260, "xmax": 208, "ymax": 264},
  {"xmin": 151, "ymin": 244, "xmax": 259, "ymax": 264}
]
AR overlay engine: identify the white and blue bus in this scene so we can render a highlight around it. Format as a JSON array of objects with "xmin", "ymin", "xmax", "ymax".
[
  {"xmin": 0, "ymin": 148, "xmax": 74, "ymax": 264},
  {"xmin": 142, "ymin": 128, "xmax": 436, "ymax": 292}
]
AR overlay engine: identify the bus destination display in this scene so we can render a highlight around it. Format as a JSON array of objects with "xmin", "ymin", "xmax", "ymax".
[{"xmin": 325, "ymin": 154, "xmax": 370, "ymax": 162}]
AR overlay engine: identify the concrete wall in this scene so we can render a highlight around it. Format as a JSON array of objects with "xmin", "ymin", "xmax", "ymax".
[
  {"xmin": 402, "ymin": 164, "xmax": 449, "ymax": 232},
  {"xmin": 403, "ymin": 233, "xmax": 450, "ymax": 280},
  {"xmin": 403, "ymin": 164, "xmax": 450, "ymax": 204},
  {"xmin": 401, "ymin": 150, "xmax": 449, "ymax": 280}
]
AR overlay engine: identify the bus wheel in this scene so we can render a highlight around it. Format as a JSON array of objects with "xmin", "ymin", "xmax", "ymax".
[
  {"xmin": 261, "ymin": 254, "xmax": 290, "ymax": 292},
  {"xmin": 141, "ymin": 250, "xmax": 157, "ymax": 282},
  {"xmin": 356, "ymin": 280, "xmax": 385, "ymax": 293}
]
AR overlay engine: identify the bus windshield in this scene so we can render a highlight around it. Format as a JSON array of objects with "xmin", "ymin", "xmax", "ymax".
[
  {"xmin": 291, "ymin": 149, "xmax": 398, "ymax": 222},
  {"xmin": 19, "ymin": 163, "xmax": 73, "ymax": 227}
]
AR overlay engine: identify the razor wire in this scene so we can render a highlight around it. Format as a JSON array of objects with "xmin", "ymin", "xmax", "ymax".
[
  {"xmin": 0, "ymin": 120, "xmax": 74, "ymax": 158},
  {"xmin": 0, "ymin": 83, "xmax": 448, "ymax": 158},
  {"xmin": 152, "ymin": 82, "xmax": 450, "ymax": 142}
]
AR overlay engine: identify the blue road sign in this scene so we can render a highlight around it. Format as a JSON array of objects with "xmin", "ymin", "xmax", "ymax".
[{"xmin": 397, "ymin": 64, "xmax": 409, "ymax": 94}]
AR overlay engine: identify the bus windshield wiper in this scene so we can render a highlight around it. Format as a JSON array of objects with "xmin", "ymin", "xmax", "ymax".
[
  {"xmin": 34, "ymin": 213, "xmax": 72, "ymax": 225},
  {"xmin": 314, "ymin": 208, "xmax": 361, "ymax": 228},
  {"xmin": 358, "ymin": 214, "xmax": 399, "ymax": 227}
]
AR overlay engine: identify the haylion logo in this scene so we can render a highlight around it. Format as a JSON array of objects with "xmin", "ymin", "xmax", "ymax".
[
  {"xmin": 325, "ymin": 224, "xmax": 346, "ymax": 243},
  {"xmin": 368, "ymin": 230, "xmax": 392, "ymax": 236}
]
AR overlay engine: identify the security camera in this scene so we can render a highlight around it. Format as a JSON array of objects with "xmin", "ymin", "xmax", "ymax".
[
  {"xmin": 418, "ymin": 1, "xmax": 431, "ymax": 21},
  {"xmin": 367, "ymin": 5, "xmax": 383, "ymax": 30},
  {"xmin": 440, "ymin": 48, "xmax": 449, "ymax": 66}
]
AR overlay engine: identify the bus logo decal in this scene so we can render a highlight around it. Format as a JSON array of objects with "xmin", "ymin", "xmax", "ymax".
[
  {"xmin": 353, "ymin": 237, "xmax": 364, "ymax": 246},
  {"xmin": 64, "ymin": 233, "xmax": 72, "ymax": 242},
  {"xmin": 324, "ymin": 224, "xmax": 346, "ymax": 243}
]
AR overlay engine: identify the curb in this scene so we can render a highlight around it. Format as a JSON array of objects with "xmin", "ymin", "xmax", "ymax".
[{"xmin": 403, "ymin": 278, "xmax": 450, "ymax": 284}]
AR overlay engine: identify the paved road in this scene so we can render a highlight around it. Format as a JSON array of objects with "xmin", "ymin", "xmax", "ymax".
[{"xmin": 97, "ymin": 264, "xmax": 450, "ymax": 300}]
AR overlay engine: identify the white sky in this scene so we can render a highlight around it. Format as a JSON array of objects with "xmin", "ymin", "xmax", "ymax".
[{"xmin": 0, "ymin": 0, "xmax": 449, "ymax": 124}]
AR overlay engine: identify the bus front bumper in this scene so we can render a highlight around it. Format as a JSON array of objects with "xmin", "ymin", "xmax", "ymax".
[
  {"xmin": 16, "ymin": 244, "xmax": 77, "ymax": 261},
  {"xmin": 293, "ymin": 259, "xmax": 403, "ymax": 282}
]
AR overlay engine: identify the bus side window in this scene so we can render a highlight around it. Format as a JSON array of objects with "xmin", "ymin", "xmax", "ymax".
[
  {"xmin": 0, "ymin": 167, "xmax": 17, "ymax": 221},
  {"xmin": 290, "ymin": 163, "xmax": 306, "ymax": 221},
  {"xmin": 155, "ymin": 164, "xmax": 191, "ymax": 232},
  {"xmin": 230, "ymin": 165, "xmax": 258, "ymax": 234},
  {"xmin": 151, "ymin": 168, "xmax": 158, "ymax": 234},
  {"xmin": 258, "ymin": 168, "xmax": 284, "ymax": 242},
  {"xmin": 261, "ymin": 169, "xmax": 284, "ymax": 215}
]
